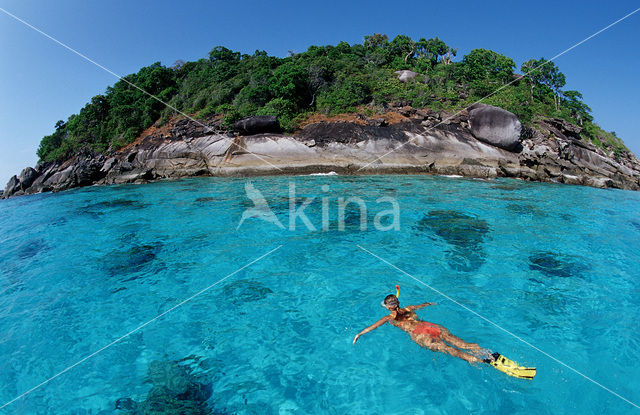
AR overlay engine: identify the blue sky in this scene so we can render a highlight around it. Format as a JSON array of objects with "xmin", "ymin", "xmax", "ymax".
[{"xmin": 1, "ymin": 0, "xmax": 639, "ymax": 186}]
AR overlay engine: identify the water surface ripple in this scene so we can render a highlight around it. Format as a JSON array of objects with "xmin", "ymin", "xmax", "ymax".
[{"xmin": 0, "ymin": 176, "xmax": 638, "ymax": 414}]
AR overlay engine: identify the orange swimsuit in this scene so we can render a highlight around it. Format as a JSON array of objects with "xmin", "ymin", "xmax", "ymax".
[{"xmin": 412, "ymin": 322, "xmax": 441, "ymax": 338}]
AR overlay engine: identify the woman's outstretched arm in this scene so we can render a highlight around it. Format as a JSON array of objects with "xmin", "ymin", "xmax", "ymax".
[
  {"xmin": 407, "ymin": 302, "xmax": 436, "ymax": 311},
  {"xmin": 352, "ymin": 315, "xmax": 391, "ymax": 345}
]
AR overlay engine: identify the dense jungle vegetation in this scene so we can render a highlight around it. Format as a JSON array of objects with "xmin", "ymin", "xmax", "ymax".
[{"xmin": 37, "ymin": 34, "xmax": 627, "ymax": 162}]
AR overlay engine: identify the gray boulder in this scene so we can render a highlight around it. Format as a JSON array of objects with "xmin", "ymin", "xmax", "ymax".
[
  {"xmin": 394, "ymin": 70, "xmax": 419, "ymax": 83},
  {"xmin": 4, "ymin": 175, "xmax": 20, "ymax": 196},
  {"xmin": 18, "ymin": 167, "xmax": 39, "ymax": 189},
  {"xmin": 233, "ymin": 115, "xmax": 281, "ymax": 135},
  {"xmin": 468, "ymin": 103, "xmax": 522, "ymax": 151}
]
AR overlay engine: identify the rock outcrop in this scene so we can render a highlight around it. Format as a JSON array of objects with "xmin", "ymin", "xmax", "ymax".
[
  {"xmin": 4, "ymin": 175, "xmax": 20, "ymax": 196},
  {"xmin": 468, "ymin": 103, "xmax": 522, "ymax": 150},
  {"xmin": 232, "ymin": 115, "xmax": 281, "ymax": 135},
  {"xmin": 394, "ymin": 70, "xmax": 419, "ymax": 82},
  {"xmin": 18, "ymin": 167, "xmax": 39, "ymax": 189},
  {"xmin": 5, "ymin": 152, "xmax": 108, "ymax": 197},
  {"xmin": 4, "ymin": 104, "xmax": 640, "ymax": 198}
]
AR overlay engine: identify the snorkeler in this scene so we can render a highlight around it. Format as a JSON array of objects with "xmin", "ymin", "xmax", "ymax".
[
  {"xmin": 352, "ymin": 287, "xmax": 484, "ymax": 364},
  {"xmin": 352, "ymin": 286, "xmax": 537, "ymax": 378}
]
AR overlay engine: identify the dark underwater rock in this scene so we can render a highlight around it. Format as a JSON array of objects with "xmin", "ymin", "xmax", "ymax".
[
  {"xmin": 123, "ymin": 244, "xmax": 160, "ymax": 269},
  {"xmin": 222, "ymin": 279, "xmax": 273, "ymax": 302},
  {"xmin": 102, "ymin": 242, "xmax": 163, "ymax": 277},
  {"xmin": 83, "ymin": 198, "xmax": 146, "ymax": 211},
  {"xmin": 115, "ymin": 359, "xmax": 216, "ymax": 415},
  {"xmin": 339, "ymin": 207, "xmax": 370, "ymax": 230},
  {"xmin": 415, "ymin": 210, "xmax": 490, "ymax": 272},
  {"xmin": 115, "ymin": 398, "xmax": 138, "ymax": 411},
  {"xmin": 77, "ymin": 198, "xmax": 147, "ymax": 218},
  {"xmin": 15, "ymin": 238, "xmax": 48, "ymax": 260},
  {"xmin": 528, "ymin": 251, "xmax": 584, "ymax": 278},
  {"xmin": 491, "ymin": 181, "xmax": 527, "ymax": 191},
  {"xmin": 417, "ymin": 210, "xmax": 490, "ymax": 248},
  {"xmin": 505, "ymin": 203, "xmax": 548, "ymax": 217}
]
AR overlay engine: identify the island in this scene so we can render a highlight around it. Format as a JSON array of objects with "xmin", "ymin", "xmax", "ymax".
[{"xmin": 4, "ymin": 34, "xmax": 639, "ymax": 198}]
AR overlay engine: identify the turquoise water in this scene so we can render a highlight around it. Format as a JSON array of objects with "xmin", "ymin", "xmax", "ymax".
[{"xmin": 0, "ymin": 175, "xmax": 639, "ymax": 414}]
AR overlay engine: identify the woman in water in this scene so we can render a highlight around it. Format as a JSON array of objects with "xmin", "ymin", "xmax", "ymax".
[{"xmin": 352, "ymin": 293, "xmax": 487, "ymax": 364}]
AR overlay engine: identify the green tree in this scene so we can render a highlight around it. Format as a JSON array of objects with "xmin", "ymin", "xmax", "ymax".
[
  {"xmin": 363, "ymin": 33, "xmax": 390, "ymax": 66},
  {"xmin": 256, "ymin": 98, "xmax": 298, "ymax": 129},
  {"xmin": 37, "ymin": 120, "xmax": 67, "ymax": 161},
  {"xmin": 389, "ymin": 35, "xmax": 415, "ymax": 67},
  {"xmin": 207, "ymin": 46, "xmax": 241, "ymax": 82},
  {"xmin": 415, "ymin": 37, "xmax": 449, "ymax": 66},
  {"xmin": 208, "ymin": 46, "xmax": 241, "ymax": 63},
  {"xmin": 269, "ymin": 61, "xmax": 310, "ymax": 108},
  {"xmin": 562, "ymin": 90, "xmax": 592, "ymax": 124},
  {"xmin": 316, "ymin": 77, "xmax": 371, "ymax": 114},
  {"xmin": 34, "ymin": 35, "xmax": 627, "ymax": 162},
  {"xmin": 363, "ymin": 33, "xmax": 389, "ymax": 49},
  {"xmin": 307, "ymin": 62, "xmax": 332, "ymax": 106},
  {"xmin": 463, "ymin": 49, "xmax": 515, "ymax": 83},
  {"xmin": 462, "ymin": 49, "xmax": 515, "ymax": 96},
  {"xmin": 521, "ymin": 58, "xmax": 566, "ymax": 110}
]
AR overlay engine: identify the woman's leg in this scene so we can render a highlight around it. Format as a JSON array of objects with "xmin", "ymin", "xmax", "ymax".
[
  {"xmin": 439, "ymin": 328, "xmax": 482, "ymax": 351},
  {"xmin": 413, "ymin": 335, "xmax": 480, "ymax": 364},
  {"xmin": 429, "ymin": 342, "xmax": 480, "ymax": 364}
]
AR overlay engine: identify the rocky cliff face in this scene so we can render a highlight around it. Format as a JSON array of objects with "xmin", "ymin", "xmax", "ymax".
[{"xmin": 3, "ymin": 105, "xmax": 640, "ymax": 198}]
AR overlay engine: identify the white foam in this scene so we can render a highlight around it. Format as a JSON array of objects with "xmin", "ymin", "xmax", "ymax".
[{"xmin": 307, "ymin": 171, "xmax": 338, "ymax": 176}]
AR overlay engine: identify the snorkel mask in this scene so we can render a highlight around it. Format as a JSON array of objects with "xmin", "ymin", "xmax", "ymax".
[{"xmin": 380, "ymin": 285, "xmax": 400, "ymax": 308}]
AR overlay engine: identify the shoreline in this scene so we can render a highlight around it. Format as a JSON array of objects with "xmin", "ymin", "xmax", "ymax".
[
  {"xmin": 3, "ymin": 169, "xmax": 636, "ymax": 204},
  {"xmin": 4, "ymin": 106, "xmax": 640, "ymax": 198}
]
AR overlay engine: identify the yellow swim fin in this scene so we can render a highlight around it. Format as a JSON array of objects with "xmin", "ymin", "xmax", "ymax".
[{"xmin": 486, "ymin": 353, "xmax": 536, "ymax": 380}]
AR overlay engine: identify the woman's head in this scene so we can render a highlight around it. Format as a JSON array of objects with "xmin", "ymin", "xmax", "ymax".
[{"xmin": 383, "ymin": 294, "xmax": 399, "ymax": 310}]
